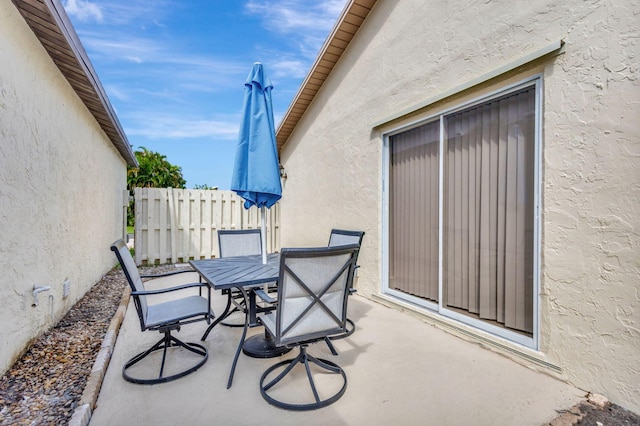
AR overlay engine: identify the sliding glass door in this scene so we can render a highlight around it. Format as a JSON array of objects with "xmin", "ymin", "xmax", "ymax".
[{"xmin": 385, "ymin": 79, "xmax": 539, "ymax": 346}]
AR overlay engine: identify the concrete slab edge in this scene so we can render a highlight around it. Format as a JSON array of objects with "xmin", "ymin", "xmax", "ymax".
[{"xmin": 68, "ymin": 286, "xmax": 131, "ymax": 426}]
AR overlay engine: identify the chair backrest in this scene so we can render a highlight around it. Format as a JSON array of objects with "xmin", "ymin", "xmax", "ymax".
[
  {"xmin": 274, "ymin": 245, "xmax": 359, "ymax": 347},
  {"xmin": 328, "ymin": 229, "xmax": 364, "ymax": 262},
  {"xmin": 111, "ymin": 239, "xmax": 148, "ymax": 330},
  {"xmin": 218, "ymin": 229, "xmax": 262, "ymax": 258}
]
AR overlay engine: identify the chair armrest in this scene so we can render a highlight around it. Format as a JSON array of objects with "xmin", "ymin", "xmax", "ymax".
[
  {"xmin": 254, "ymin": 288, "xmax": 277, "ymax": 304},
  {"xmin": 131, "ymin": 282, "xmax": 208, "ymax": 296},
  {"xmin": 140, "ymin": 268, "xmax": 194, "ymax": 279}
]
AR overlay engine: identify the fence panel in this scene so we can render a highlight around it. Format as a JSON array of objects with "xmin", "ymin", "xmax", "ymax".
[{"xmin": 134, "ymin": 188, "xmax": 280, "ymax": 265}]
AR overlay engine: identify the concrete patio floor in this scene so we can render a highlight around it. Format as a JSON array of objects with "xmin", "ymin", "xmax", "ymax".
[{"xmin": 89, "ymin": 272, "xmax": 584, "ymax": 425}]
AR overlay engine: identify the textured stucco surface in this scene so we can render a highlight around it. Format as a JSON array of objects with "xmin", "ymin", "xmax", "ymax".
[
  {"xmin": 279, "ymin": 0, "xmax": 639, "ymax": 412},
  {"xmin": 0, "ymin": 0, "xmax": 128, "ymax": 374}
]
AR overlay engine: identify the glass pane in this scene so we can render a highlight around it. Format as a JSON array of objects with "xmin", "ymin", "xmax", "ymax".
[
  {"xmin": 389, "ymin": 121, "xmax": 439, "ymax": 302},
  {"xmin": 442, "ymin": 87, "xmax": 535, "ymax": 336}
]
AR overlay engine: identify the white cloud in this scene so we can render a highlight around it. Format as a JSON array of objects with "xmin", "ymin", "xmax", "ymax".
[
  {"xmin": 63, "ymin": 0, "xmax": 103, "ymax": 22},
  {"xmin": 245, "ymin": 0, "xmax": 344, "ymax": 33},
  {"xmin": 64, "ymin": 0, "xmax": 172, "ymax": 26},
  {"xmin": 126, "ymin": 115, "xmax": 240, "ymax": 140},
  {"xmin": 104, "ymin": 84, "xmax": 130, "ymax": 102},
  {"xmin": 270, "ymin": 58, "xmax": 309, "ymax": 80},
  {"xmin": 77, "ymin": 30, "xmax": 245, "ymax": 79},
  {"xmin": 77, "ymin": 32, "xmax": 161, "ymax": 63},
  {"xmin": 245, "ymin": 0, "xmax": 347, "ymax": 57}
]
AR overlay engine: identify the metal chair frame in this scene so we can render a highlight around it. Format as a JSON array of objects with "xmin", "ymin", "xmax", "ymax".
[
  {"xmin": 111, "ymin": 239, "xmax": 213, "ymax": 384},
  {"xmin": 259, "ymin": 244, "xmax": 359, "ymax": 410},
  {"xmin": 324, "ymin": 229, "xmax": 365, "ymax": 354},
  {"xmin": 253, "ymin": 229, "xmax": 365, "ymax": 355}
]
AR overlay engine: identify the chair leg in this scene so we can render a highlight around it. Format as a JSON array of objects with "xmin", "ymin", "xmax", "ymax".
[
  {"xmin": 168, "ymin": 334, "xmax": 207, "ymax": 357},
  {"xmin": 221, "ymin": 291, "xmax": 247, "ymax": 327},
  {"xmin": 324, "ymin": 337, "xmax": 338, "ymax": 356},
  {"xmin": 201, "ymin": 292, "xmax": 233, "ymax": 341},
  {"xmin": 260, "ymin": 345, "xmax": 347, "ymax": 411},
  {"xmin": 324, "ymin": 318, "xmax": 355, "ymax": 355},
  {"xmin": 123, "ymin": 329, "xmax": 208, "ymax": 385}
]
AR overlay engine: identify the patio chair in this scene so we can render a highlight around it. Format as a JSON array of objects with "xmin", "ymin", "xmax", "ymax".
[
  {"xmin": 110, "ymin": 239, "xmax": 213, "ymax": 384},
  {"xmin": 218, "ymin": 229, "xmax": 262, "ymax": 258},
  {"xmin": 324, "ymin": 229, "xmax": 365, "ymax": 354},
  {"xmin": 258, "ymin": 244, "xmax": 359, "ymax": 410},
  {"xmin": 254, "ymin": 229, "xmax": 365, "ymax": 355},
  {"xmin": 217, "ymin": 229, "xmax": 277, "ymax": 327}
]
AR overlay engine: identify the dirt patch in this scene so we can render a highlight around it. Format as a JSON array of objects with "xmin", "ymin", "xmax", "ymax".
[
  {"xmin": 575, "ymin": 401, "xmax": 640, "ymax": 425},
  {"xmin": 545, "ymin": 397, "xmax": 639, "ymax": 426}
]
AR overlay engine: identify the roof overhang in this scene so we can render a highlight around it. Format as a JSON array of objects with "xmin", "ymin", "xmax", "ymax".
[
  {"xmin": 275, "ymin": 0, "xmax": 377, "ymax": 152},
  {"xmin": 11, "ymin": 0, "xmax": 138, "ymax": 167}
]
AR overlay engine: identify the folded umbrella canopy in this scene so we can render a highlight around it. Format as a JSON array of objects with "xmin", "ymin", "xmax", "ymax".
[{"xmin": 231, "ymin": 63, "xmax": 282, "ymax": 264}]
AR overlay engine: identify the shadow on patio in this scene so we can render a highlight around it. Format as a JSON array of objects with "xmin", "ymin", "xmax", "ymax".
[{"xmin": 89, "ymin": 272, "xmax": 583, "ymax": 425}]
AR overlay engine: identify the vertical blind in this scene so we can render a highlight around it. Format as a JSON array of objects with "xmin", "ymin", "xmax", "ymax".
[
  {"xmin": 443, "ymin": 87, "xmax": 535, "ymax": 334},
  {"xmin": 389, "ymin": 122, "xmax": 439, "ymax": 302},
  {"xmin": 389, "ymin": 85, "xmax": 535, "ymax": 336}
]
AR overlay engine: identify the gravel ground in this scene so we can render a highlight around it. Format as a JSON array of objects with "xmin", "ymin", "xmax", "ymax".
[
  {"xmin": 0, "ymin": 266, "xmax": 638, "ymax": 426},
  {"xmin": 574, "ymin": 401, "xmax": 640, "ymax": 425},
  {"xmin": 0, "ymin": 265, "xmax": 178, "ymax": 426}
]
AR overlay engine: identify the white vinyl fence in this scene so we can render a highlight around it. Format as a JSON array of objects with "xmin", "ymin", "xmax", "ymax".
[{"xmin": 133, "ymin": 188, "xmax": 280, "ymax": 265}]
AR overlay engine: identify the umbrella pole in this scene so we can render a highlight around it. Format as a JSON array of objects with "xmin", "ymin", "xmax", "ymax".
[{"xmin": 261, "ymin": 207, "xmax": 267, "ymax": 265}]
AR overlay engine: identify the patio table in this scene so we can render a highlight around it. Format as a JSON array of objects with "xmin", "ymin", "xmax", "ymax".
[{"xmin": 190, "ymin": 253, "xmax": 281, "ymax": 388}]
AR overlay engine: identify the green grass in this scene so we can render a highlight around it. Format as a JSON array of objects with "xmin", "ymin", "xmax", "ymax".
[{"xmin": 127, "ymin": 226, "xmax": 134, "ymax": 235}]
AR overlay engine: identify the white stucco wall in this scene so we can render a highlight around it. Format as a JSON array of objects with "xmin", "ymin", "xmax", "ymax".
[
  {"xmin": 279, "ymin": 0, "xmax": 639, "ymax": 412},
  {"xmin": 0, "ymin": 1, "xmax": 128, "ymax": 373}
]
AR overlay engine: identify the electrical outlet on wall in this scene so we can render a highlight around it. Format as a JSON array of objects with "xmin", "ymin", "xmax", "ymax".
[{"xmin": 63, "ymin": 279, "xmax": 70, "ymax": 298}]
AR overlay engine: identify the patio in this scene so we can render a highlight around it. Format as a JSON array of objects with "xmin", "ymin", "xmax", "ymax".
[{"xmin": 88, "ymin": 272, "xmax": 584, "ymax": 425}]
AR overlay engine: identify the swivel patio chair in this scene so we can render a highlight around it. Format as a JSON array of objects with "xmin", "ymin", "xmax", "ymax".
[
  {"xmin": 254, "ymin": 229, "xmax": 365, "ymax": 355},
  {"xmin": 218, "ymin": 229, "xmax": 262, "ymax": 258},
  {"xmin": 325, "ymin": 229, "xmax": 365, "ymax": 354},
  {"xmin": 217, "ymin": 229, "xmax": 277, "ymax": 327},
  {"xmin": 110, "ymin": 239, "xmax": 213, "ymax": 384},
  {"xmin": 259, "ymin": 244, "xmax": 359, "ymax": 410}
]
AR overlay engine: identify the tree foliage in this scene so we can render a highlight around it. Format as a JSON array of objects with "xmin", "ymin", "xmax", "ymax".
[
  {"xmin": 126, "ymin": 147, "xmax": 186, "ymax": 226},
  {"xmin": 193, "ymin": 184, "xmax": 218, "ymax": 190},
  {"xmin": 127, "ymin": 146, "xmax": 186, "ymax": 190}
]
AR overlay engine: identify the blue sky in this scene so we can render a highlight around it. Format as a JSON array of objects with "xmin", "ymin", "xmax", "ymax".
[{"xmin": 62, "ymin": 0, "xmax": 347, "ymax": 189}]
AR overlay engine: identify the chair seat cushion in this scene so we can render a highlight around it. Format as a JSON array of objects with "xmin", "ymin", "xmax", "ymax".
[
  {"xmin": 261, "ymin": 312, "xmax": 343, "ymax": 346},
  {"xmin": 145, "ymin": 295, "xmax": 210, "ymax": 329}
]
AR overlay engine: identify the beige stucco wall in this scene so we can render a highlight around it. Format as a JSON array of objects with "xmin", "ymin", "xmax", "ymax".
[
  {"xmin": 0, "ymin": 1, "xmax": 128, "ymax": 374},
  {"xmin": 279, "ymin": 0, "xmax": 639, "ymax": 412}
]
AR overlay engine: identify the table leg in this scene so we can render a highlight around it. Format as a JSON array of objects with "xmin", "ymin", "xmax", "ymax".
[
  {"xmin": 248, "ymin": 289, "xmax": 258, "ymax": 326},
  {"xmin": 200, "ymin": 291, "xmax": 232, "ymax": 342},
  {"xmin": 242, "ymin": 288, "xmax": 291, "ymax": 358},
  {"xmin": 226, "ymin": 286, "xmax": 249, "ymax": 389}
]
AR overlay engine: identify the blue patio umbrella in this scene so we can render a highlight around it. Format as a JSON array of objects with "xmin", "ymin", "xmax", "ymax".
[{"xmin": 231, "ymin": 63, "xmax": 282, "ymax": 264}]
